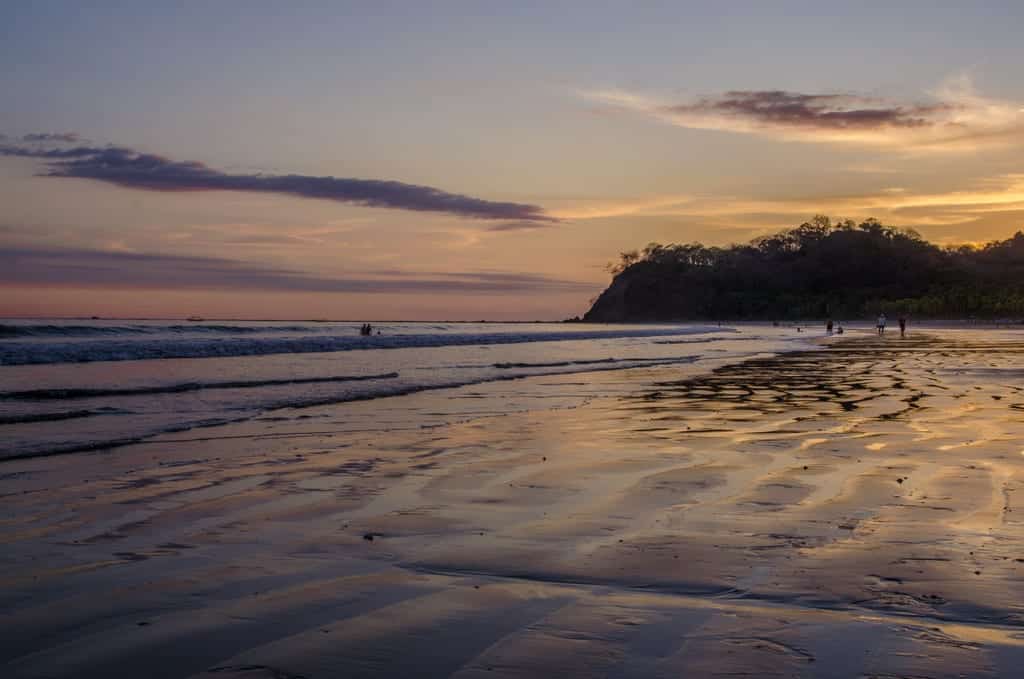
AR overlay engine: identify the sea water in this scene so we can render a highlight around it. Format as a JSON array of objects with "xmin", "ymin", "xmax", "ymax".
[{"xmin": 0, "ymin": 320, "xmax": 803, "ymax": 459}]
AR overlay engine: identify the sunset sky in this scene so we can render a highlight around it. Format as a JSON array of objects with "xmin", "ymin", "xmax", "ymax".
[{"xmin": 3, "ymin": 2, "xmax": 1024, "ymax": 320}]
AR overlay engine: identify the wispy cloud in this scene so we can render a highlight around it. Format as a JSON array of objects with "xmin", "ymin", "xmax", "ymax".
[
  {"xmin": 535, "ymin": 174, "xmax": 1024, "ymax": 236},
  {"xmin": 581, "ymin": 76, "xmax": 1024, "ymax": 151},
  {"xmin": 549, "ymin": 195, "xmax": 694, "ymax": 220},
  {"xmin": 0, "ymin": 246, "xmax": 595, "ymax": 294},
  {"xmin": 485, "ymin": 220, "xmax": 554, "ymax": 232},
  {"xmin": 0, "ymin": 138, "xmax": 556, "ymax": 222},
  {"xmin": 695, "ymin": 174, "xmax": 1024, "ymax": 221}
]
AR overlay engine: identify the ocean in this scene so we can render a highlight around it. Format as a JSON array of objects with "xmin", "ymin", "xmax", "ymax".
[{"xmin": 0, "ymin": 320, "xmax": 803, "ymax": 460}]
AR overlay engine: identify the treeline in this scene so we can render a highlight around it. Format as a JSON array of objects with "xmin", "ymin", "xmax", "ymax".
[{"xmin": 583, "ymin": 216, "xmax": 1024, "ymax": 321}]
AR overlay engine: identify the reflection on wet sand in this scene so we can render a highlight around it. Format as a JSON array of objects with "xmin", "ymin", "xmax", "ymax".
[{"xmin": 2, "ymin": 330, "xmax": 1024, "ymax": 678}]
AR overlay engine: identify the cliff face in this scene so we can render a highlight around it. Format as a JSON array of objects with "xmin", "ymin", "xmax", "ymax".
[
  {"xmin": 582, "ymin": 263, "xmax": 711, "ymax": 321},
  {"xmin": 582, "ymin": 274, "xmax": 630, "ymax": 322},
  {"xmin": 582, "ymin": 264, "xmax": 709, "ymax": 322}
]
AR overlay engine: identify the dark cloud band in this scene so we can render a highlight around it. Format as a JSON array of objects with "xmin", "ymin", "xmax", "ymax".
[
  {"xmin": 0, "ymin": 138, "xmax": 556, "ymax": 222},
  {"xmin": 0, "ymin": 246, "xmax": 593, "ymax": 294},
  {"xmin": 21, "ymin": 132, "xmax": 83, "ymax": 143}
]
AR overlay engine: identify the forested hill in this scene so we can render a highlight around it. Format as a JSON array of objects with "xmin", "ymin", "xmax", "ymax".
[{"xmin": 583, "ymin": 217, "xmax": 1024, "ymax": 321}]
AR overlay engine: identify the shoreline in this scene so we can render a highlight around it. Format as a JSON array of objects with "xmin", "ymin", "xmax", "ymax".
[{"xmin": 2, "ymin": 327, "xmax": 1023, "ymax": 677}]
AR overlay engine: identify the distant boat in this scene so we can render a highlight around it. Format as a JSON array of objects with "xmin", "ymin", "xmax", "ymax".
[{"xmin": 186, "ymin": 316, "xmax": 205, "ymax": 322}]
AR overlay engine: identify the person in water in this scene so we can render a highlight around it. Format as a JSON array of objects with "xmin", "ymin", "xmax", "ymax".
[
  {"xmin": 899, "ymin": 316, "xmax": 907, "ymax": 338},
  {"xmin": 877, "ymin": 313, "xmax": 887, "ymax": 336}
]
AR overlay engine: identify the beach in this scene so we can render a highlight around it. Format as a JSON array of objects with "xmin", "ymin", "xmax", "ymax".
[{"xmin": 2, "ymin": 326, "xmax": 1024, "ymax": 677}]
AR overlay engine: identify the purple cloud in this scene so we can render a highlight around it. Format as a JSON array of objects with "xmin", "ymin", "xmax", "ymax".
[
  {"xmin": 583, "ymin": 84, "xmax": 1024, "ymax": 150},
  {"xmin": 0, "ymin": 140, "xmax": 556, "ymax": 222},
  {"xmin": 666, "ymin": 90, "xmax": 953, "ymax": 130}
]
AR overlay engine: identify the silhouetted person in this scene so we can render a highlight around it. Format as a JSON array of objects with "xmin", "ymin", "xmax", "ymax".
[
  {"xmin": 836, "ymin": 323, "xmax": 844, "ymax": 335},
  {"xmin": 826, "ymin": 319, "xmax": 834, "ymax": 335},
  {"xmin": 877, "ymin": 313, "xmax": 887, "ymax": 336},
  {"xmin": 899, "ymin": 316, "xmax": 907, "ymax": 337}
]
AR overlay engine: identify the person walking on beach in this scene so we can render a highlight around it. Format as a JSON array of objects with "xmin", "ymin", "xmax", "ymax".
[
  {"xmin": 826, "ymin": 319, "xmax": 834, "ymax": 335},
  {"xmin": 876, "ymin": 313, "xmax": 887, "ymax": 336},
  {"xmin": 899, "ymin": 316, "xmax": 907, "ymax": 338}
]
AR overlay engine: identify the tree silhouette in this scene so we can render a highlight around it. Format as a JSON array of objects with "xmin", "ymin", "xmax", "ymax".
[{"xmin": 586, "ymin": 218, "xmax": 1024, "ymax": 321}]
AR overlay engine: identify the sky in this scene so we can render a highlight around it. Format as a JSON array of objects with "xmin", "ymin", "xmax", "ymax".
[{"xmin": 2, "ymin": 1, "xmax": 1024, "ymax": 320}]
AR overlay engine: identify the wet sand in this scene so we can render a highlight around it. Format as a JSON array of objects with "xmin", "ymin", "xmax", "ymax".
[{"xmin": 2, "ymin": 328, "xmax": 1024, "ymax": 678}]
